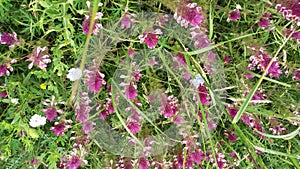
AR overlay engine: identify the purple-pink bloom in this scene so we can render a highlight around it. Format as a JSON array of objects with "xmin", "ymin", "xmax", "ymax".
[
  {"xmin": 292, "ymin": 68, "xmax": 300, "ymax": 80},
  {"xmin": 224, "ymin": 56, "xmax": 231, "ymax": 65},
  {"xmin": 0, "ymin": 63, "xmax": 13, "ymax": 77},
  {"xmin": 142, "ymin": 33, "xmax": 158, "ymax": 49},
  {"xmin": 276, "ymin": 0, "xmax": 300, "ymax": 24},
  {"xmin": 160, "ymin": 95, "xmax": 178, "ymax": 118},
  {"xmin": 0, "ymin": 91, "xmax": 7, "ymax": 98},
  {"xmin": 190, "ymin": 27, "xmax": 212, "ymax": 49},
  {"xmin": 128, "ymin": 48, "xmax": 135, "ymax": 56},
  {"xmin": 174, "ymin": 53, "xmax": 187, "ymax": 67},
  {"xmin": 50, "ymin": 122, "xmax": 66, "ymax": 136},
  {"xmin": 190, "ymin": 148, "xmax": 204, "ymax": 164},
  {"xmin": 244, "ymin": 71, "xmax": 254, "ymax": 79},
  {"xmin": 248, "ymin": 47, "xmax": 282, "ymax": 78},
  {"xmin": 66, "ymin": 155, "xmax": 81, "ymax": 169},
  {"xmin": 30, "ymin": 158, "xmax": 40, "ymax": 167},
  {"xmin": 75, "ymin": 92, "xmax": 91, "ymax": 123},
  {"xmin": 226, "ymin": 104, "xmax": 238, "ymax": 119},
  {"xmin": 198, "ymin": 85, "xmax": 210, "ymax": 105},
  {"xmin": 174, "ymin": 2, "xmax": 203, "ymax": 27},
  {"xmin": 97, "ymin": 98, "xmax": 114, "ymax": 120},
  {"xmin": 258, "ymin": 13, "xmax": 271, "ymax": 28},
  {"xmin": 138, "ymin": 157, "xmax": 149, "ymax": 169},
  {"xmin": 131, "ymin": 68, "xmax": 142, "ymax": 82},
  {"xmin": 139, "ymin": 29, "xmax": 162, "ymax": 49},
  {"xmin": 224, "ymin": 130, "xmax": 238, "ymax": 142},
  {"xmin": 121, "ymin": 14, "xmax": 132, "ymax": 29},
  {"xmin": 127, "ymin": 120, "xmax": 141, "ymax": 135},
  {"xmin": 82, "ymin": 12, "xmax": 103, "ymax": 35},
  {"xmin": 0, "ymin": 32, "xmax": 18, "ymax": 48},
  {"xmin": 84, "ymin": 67, "xmax": 106, "ymax": 93},
  {"xmin": 227, "ymin": 9, "xmax": 240, "ymax": 22},
  {"xmin": 82, "ymin": 121, "xmax": 94, "ymax": 134},
  {"xmin": 44, "ymin": 106, "xmax": 57, "ymax": 122},
  {"xmin": 250, "ymin": 89, "xmax": 266, "ymax": 105},
  {"xmin": 173, "ymin": 115, "xmax": 183, "ymax": 125},
  {"xmin": 42, "ymin": 95, "xmax": 64, "ymax": 122},
  {"xmin": 230, "ymin": 151, "xmax": 237, "ymax": 159},
  {"xmin": 26, "ymin": 47, "xmax": 51, "ymax": 69},
  {"xmin": 125, "ymin": 83, "xmax": 137, "ymax": 100}
]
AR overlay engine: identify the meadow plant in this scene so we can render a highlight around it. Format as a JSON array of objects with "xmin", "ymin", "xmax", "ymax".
[{"xmin": 0, "ymin": 0, "xmax": 299, "ymax": 169}]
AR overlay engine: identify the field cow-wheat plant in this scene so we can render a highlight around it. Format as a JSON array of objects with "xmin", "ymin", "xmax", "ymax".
[{"xmin": 0, "ymin": 0, "xmax": 300, "ymax": 169}]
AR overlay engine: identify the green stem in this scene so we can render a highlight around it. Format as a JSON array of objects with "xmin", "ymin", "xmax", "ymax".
[{"xmin": 70, "ymin": 0, "xmax": 100, "ymax": 104}]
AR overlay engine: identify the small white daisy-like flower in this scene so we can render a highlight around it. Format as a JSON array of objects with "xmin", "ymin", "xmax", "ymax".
[
  {"xmin": 11, "ymin": 98, "xmax": 19, "ymax": 104},
  {"xmin": 29, "ymin": 114, "xmax": 46, "ymax": 128},
  {"xmin": 191, "ymin": 74, "xmax": 205, "ymax": 88},
  {"xmin": 67, "ymin": 68, "xmax": 82, "ymax": 81}
]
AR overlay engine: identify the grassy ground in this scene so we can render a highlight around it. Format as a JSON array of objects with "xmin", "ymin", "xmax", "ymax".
[{"xmin": 0, "ymin": 0, "xmax": 299, "ymax": 169}]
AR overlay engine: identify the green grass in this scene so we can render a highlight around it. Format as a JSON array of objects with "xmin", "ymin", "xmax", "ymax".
[{"xmin": 0, "ymin": 0, "xmax": 299, "ymax": 168}]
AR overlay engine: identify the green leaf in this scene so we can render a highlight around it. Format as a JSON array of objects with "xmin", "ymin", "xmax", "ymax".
[{"xmin": 27, "ymin": 128, "xmax": 39, "ymax": 139}]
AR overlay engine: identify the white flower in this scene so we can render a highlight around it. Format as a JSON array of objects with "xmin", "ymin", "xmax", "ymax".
[
  {"xmin": 11, "ymin": 98, "xmax": 19, "ymax": 104},
  {"xmin": 191, "ymin": 74, "xmax": 205, "ymax": 88},
  {"xmin": 236, "ymin": 4, "xmax": 242, "ymax": 10},
  {"xmin": 67, "ymin": 68, "xmax": 82, "ymax": 81},
  {"xmin": 29, "ymin": 114, "xmax": 46, "ymax": 128}
]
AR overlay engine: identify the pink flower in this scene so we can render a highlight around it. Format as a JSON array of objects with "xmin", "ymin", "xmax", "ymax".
[
  {"xmin": 50, "ymin": 120, "xmax": 72, "ymax": 136},
  {"xmin": 213, "ymin": 150, "xmax": 228, "ymax": 169},
  {"xmin": 174, "ymin": 53, "xmax": 187, "ymax": 66},
  {"xmin": 82, "ymin": 2, "xmax": 103, "ymax": 35},
  {"xmin": 268, "ymin": 117, "xmax": 287, "ymax": 135},
  {"xmin": 0, "ymin": 91, "xmax": 7, "ymax": 98},
  {"xmin": 82, "ymin": 121, "xmax": 94, "ymax": 134},
  {"xmin": 160, "ymin": 95, "xmax": 178, "ymax": 118},
  {"xmin": 127, "ymin": 120, "xmax": 141, "ymax": 134},
  {"xmin": 124, "ymin": 82, "xmax": 137, "ymax": 100},
  {"xmin": 244, "ymin": 71, "xmax": 254, "ymax": 79},
  {"xmin": 190, "ymin": 149, "xmax": 205, "ymax": 164},
  {"xmin": 131, "ymin": 68, "xmax": 142, "ymax": 82},
  {"xmin": 227, "ymin": 9, "xmax": 240, "ymax": 22},
  {"xmin": 224, "ymin": 130, "xmax": 238, "ymax": 142},
  {"xmin": 51, "ymin": 122, "xmax": 66, "ymax": 136},
  {"xmin": 97, "ymin": 98, "xmax": 115, "ymax": 120},
  {"xmin": 226, "ymin": 104, "xmax": 238, "ymax": 119},
  {"xmin": 276, "ymin": 0, "xmax": 300, "ymax": 24},
  {"xmin": 155, "ymin": 14, "xmax": 169, "ymax": 26},
  {"xmin": 128, "ymin": 48, "xmax": 135, "ymax": 56},
  {"xmin": 292, "ymin": 68, "xmax": 300, "ymax": 80},
  {"xmin": 42, "ymin": 96, "xmax": 64, "ymax": 122},
  {"xmin": 84, "ymin": 66, "xmax": 106, "ymax": 93},
  {"xmin": 0, "ymin": 32, "xmax": 18, "ymax": 48},
  {"xmin": 44, "ymin": 106, "xmax": 57, "ymax": 122},
  {"xmin": 224, "ymin": 56, "xmax": 231, "ymax": 65},
  {"xmin": 66, "ymin": 155, "xmax": 81, "ymax": 169},
  {"xmin": 30, "ymin": 158, "xmax": 40, "ymax": 167},
  {"xmin": 26, "ymin": 46, "xmax": 51, "ymax": 69},
  {"xmin": 75, "ymin": 92, "xmax": 91, "ymax": 123},
  {"xmin": 258, "ymin": 13, "xmax": 271, "ymax": 28},
  {"xmin": 0, "ymin": 63, "xmax": 13, "ymax": 77},
  {"xmin": 139, "ymin": 29, "xmax": 162, "ymax": 49},
  {"xmin": 174, "ymin": 2, "xmax": 203, "ymax": 27},
  {"xmin": 248, "ymin": 47, "xmax": 282, "ymax": 78},
  {"xmin": 250, "ymin": 89, "xmax": 266, "ymax": 105},
  {"xmin": 173, "ymin": 115, "xmax": 183, "ymax": 124},
  {"xmin": 198, "ymin": 85, "xmax": 210, "ymax": 105},
  {"xmin": 121, "ymin": 14, "xmax": 132, "ymax": 29},
  {"xmin": 190, "ymin": 27, "xmax": 212, "ymax": 49},
  {"xmin": 123, "ymin": 158, "xmax": 133, "ymax": 169},
  {"xmin": 138, "ymin": 157, "xmax": 149, "ymax": 169}
]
